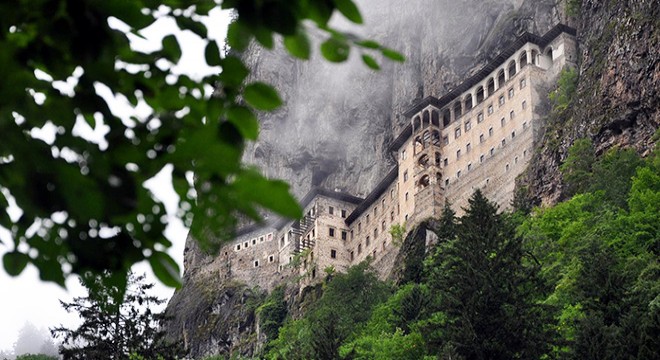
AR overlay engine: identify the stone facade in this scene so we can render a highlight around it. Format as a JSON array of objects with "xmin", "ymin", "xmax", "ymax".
[{"xmin": 220, "ymin": 24, "xmax": 577, "ymax": 290}]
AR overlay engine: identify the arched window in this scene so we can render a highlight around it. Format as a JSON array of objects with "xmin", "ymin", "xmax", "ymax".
[
  {"xmin": 413, "ymin": 115, "xmax": 421, "ymax": 132},
  {"xmin": 442, "ymin": 109, "xmax": 451, "ymax": 127},
  {"xmin": 531, "ymin": 49, "xmax": 539, "ymax": 65},
  {"xmin": 435, "ymin": 152, "xmax": 441, "ymax": 166},
  {"xmin": 497, "ymin": 69, "xmax": 505, "ymax": 88},
  {"xmin": 418, "ymin": 154, "xmax": 429, "ymax": 167},
  {"xmin": 431, "ymin": 130, "xmax": 440, "ymax": 146},
  {"xmin": 422, "ymin": 111, "xmax": 430, "ymax": 128},
  {"xmin": 431, "ymin": 110, "xmax": 440, "ymax": 127},
  {"xmin": 545, "ymin": 47, "xmax": 553, "ymax": 60},
  {"xmin": 520, "ymin": 51, "xmax": 528, "ymax": 67},
  {"xmin": 422, "ymin": 130, "xmax": 431, "ymax": 147},
  {"xmin": 414, "ymin": 136, "xmax": 423, "ymax": 154},
  {"xmin": 418, "ymin": 175, "xmax": 430, "ymax": 188},
  {"xmin": 487, "ymin": 78, "xmax": 495, "ymax": 96},
  {"xmin": 453, "ymin": 102, "xmax": 462, "ymax": 119},
  {"xmin": 476, "ymin": 86, "xmax": 484, "ymax": 103},
  {"xmin": 464, "ymin": 94, "xmax": 473, "ymax": 111},
  {"xmin": 436, "ymin": 172, "xmax": 442, "ymax": 185},
  {"xmin": 508, "ymin": 60, "xmax": 517, "ymax": 78}
]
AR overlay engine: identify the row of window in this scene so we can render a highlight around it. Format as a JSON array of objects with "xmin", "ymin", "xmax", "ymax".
[
  {"xmin": 450, "ymin": 96, "xmax": 527, "ymax": 145},
  {"xmin": 234, "ymin": 233, "xmax": 273, "ymax": 251},
  {"xmin": 253, "ymin": 254, "xmax": 276, "ymax": 268},
  {"xmin": 327, "ymin": 206, "xmax": 347, "ymax": 218},
  {"xmin": 449, "ymin": 147, "xmax": 530, "ymax": 185}
]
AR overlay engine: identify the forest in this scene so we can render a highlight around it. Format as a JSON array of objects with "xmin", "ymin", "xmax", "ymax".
[{"xmin": 252, "ymin": 140, "xmax": 660, "ymax": 360}]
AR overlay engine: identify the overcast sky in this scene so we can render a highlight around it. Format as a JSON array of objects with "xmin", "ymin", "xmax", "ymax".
[{"xmin": 0, "ymin": 8, "xmax": 231, "ymax": 352}]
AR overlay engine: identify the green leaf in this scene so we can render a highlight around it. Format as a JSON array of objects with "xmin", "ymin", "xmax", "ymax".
[
  {"xmin": 176, "ymin": 16, "xmax": 208, "ymax": 38},
  {"xmin": 333, "ymin": 0, "xmax": 363, "ymax": 24},
  {"xmin": 320, "ymin": 38, "xmax": 350, "ymax": 63},
  {"xmin": 161, "ymin": 34, "xmax": 182, "ymax": 63},
  {"xmin": 244, "ymin": 82, "xmax": 282, "ymax": 111},
  {"xmin": 205, "ymin": 41, "xmax": 222, "ymax": 67},
  {"xmin": 227, "ymin": 105, "xmax": 259, "ymax": 140},
  {"xmin": 227, "ymin": 21, "xmax": 252, "ymax": 51},
  {"xmin": 381, "ymin": 48, "xmax": 405, "ymax": 62},
  {"xmin": 306, "ymin": 0, "xmax": 334, "ymax": 26},
  {"xmin": 254, "ymin": 27, "xmax": 274, "ymax": 49},
  {"xmin": 284, "ymin": 29, "xmax": 311, "ymax": 60},
  {"xmin": 356, "ymin": 40, "xmax": 380, "ymax": 49},
  {"xmin": 361, "ymin": 54, "xmax": 380, "ymax": 70},
  {"xmin": 3, "ymin": 251, "xmax": 29, "ymax": 276},
  {"xmin": 149, "ymin": 251, "xmax": 181, "ymax": 288},
  {"xmin": 234, "ymin": 170, "xmax": 303, "ymax": 219},
  {"xmin": 219, "ymin": 55, "xmax": 250, "ymax": 87}
]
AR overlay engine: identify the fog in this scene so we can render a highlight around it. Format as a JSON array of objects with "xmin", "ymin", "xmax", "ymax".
[{"xmin": 242, "ymin": 0, "xmax": 560, "ymax": 199}]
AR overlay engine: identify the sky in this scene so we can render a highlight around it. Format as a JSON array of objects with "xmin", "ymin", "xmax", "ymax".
[{"xmin": 0, "ymin": 7, "xmax": 231, "ymax": 353}]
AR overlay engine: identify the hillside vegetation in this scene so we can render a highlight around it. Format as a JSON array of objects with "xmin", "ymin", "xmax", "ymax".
[{"xmin": 249, "ymin": 143, "xmax": 660, "ymax": 360}]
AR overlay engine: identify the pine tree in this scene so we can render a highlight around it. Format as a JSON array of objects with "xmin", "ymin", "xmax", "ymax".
[
  {"xmin": 51, "ymin": 272, "xmax": 181, "ymax": 360},
  {"xmin": 432, "ymin": 190, "xmax": 549, "ymax": 359}
]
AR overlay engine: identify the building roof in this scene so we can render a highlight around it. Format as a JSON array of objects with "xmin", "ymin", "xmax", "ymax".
[
  {"xmin": 345, "ymin": 166, "xmax": 399, "ymax": 225},
  {"xmin": 390, "ymin": 23, "xmax": 576, "ymax": 152}
]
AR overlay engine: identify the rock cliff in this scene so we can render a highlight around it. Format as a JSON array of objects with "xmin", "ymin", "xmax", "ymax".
[{"xmin": 165, "ymin": 0, "xmax": 660, "ymax": 357}]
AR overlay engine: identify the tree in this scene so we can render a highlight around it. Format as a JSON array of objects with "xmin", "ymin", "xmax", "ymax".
[
  {"xmin": 51, "ymin": 272, "xmax": 181, "ymax": 360},
  {"xmin": 560, "ymin": 138, "xmax": 594, "ymax": 197},
  {"xmin": 1, "ymin": 0, "xmax": 403, "ymax": 289},
  {"xmin": 13, "ymin": 322, "xmax": 57, "ymax": 359},
  {"xmin": 430, "ymin": 190, "xmax": 549, "ymax": 359}
]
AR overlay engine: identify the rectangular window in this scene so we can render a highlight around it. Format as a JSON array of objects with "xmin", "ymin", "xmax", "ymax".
[
  {"xmin": 466, "ymin": 143, "xmax": 471, "ymax": 153},
  {"xmin": 329, "ymin": 206, "xmax": 334, "ymax": 215},
  {"xmin": 524, "ymin": 149, "xmax": 528, "ymax": 157},
  {"xmin": 490, "ymin": 147, "xmax": 495, "ymax": 156},
  {"xmin": 382, "ymin": 220, "xmax": 386, "ymax": 231},
  {"xmin": 510, "ymin": 110, "xmax": 515, "ymax": 119},
  {"xmin": 480, "ymin": 154, "xmax": 484, "ymax": 163},
  {"xmin": 522, "ymin": 100, "xmax": 527, "ymax": 109},
  {"xmin": 252, "ymin": 239, "xmax": 256, "ymax": 245},
  {"xmin": 502, "ymin": 139, "xmax": 506, "ymax": 146},
  {"xmin": 508, "ymin": 88, "xmax": 514, "ymax": 98},
  {"xmin": 480, "ymin": 134, "xmax": 484, "ymax": 143},
  {"xmin": 329, "ymin": 227, "xmax": 335, "ymax": 237},
  {"xmin": 366, "ymin": 236, "xmax": 370, "ymax": 246},
  {"xmin": 489, "ymin": 127, "xmax": 493, "ymax": 136},
  {"xmin": 405, "ymin": 192, "xmax": 409, "ymax": 201},
  {"xmin": 477, "ymin": 112, "xmax": 484, "ymax": 123},
  {"xmin": 515, "ymin": 156, "xmax": 519, "ymax": 164},
  {"xmin": 390, "ymin": 211, "xmax": 394, "ymax": 221},
  {"xmin": 269, "ymin": 255, "xmax": 274, "ymax": 262},
  {"xmin": 374, "ymin": 228, "xmax": 378, "ymax": 238},
  {"xmin": 456, "ymin": 149, "xmax": 461, "ymax": 159},
  {"xmin": 465, "ymin": 120, "xmax": 471, "ymax": 132},
  {"xmin": 341, "ymin": 209, "xmax": 347, "ymax": 218},
  {"xmin": 350, "ymin": 230, "xmax": 354, "ymax": 240},
  {"xmin": 467, "ymin": 163, "xmax": 472, "ymax": 171},
  {"xmin": 254, "ymin": 260, "xmax": 259, "ymax": 267},
  {"xmin": 358, "ymin": 222, "xmax": 361, "ymax": 232},
  {"xmin": 511, "ymin": 131, "xmax": 516, "ymax": 138},
  {"xmin": 506, "ymin": 164, "xmax": 510, "ymax": 172},
  {"xmin": 445, "ymin": 179, "xmax": 449, "ymax": 186},
  {"xmin": 520, "ymin": 78, "xmax": 526, "ymax": 89},
  {"xmin": 403, "ymin": 171, "xmax": 408, "ymax": 182},
  {"xmin": 523, "ymin": 122, "xmax": 527, "ymax": 129},
  {"xmin": 358, "ymin": 244, "xmax": 362, "ymax": 254},
  {"xmin": 455, "ymin": 128, "xmax": 461, "ymax": 139},
  {"xmin": 457, "ymin": 170, "xmax": 461, "ymax": 178},
  {"xmin": 366, "ymin": 214, "xmax": 370, "ymax": 223},
  {"xmin": 501, "ymin": 118, "xmax": 505, "ymax": 127},
  {"xmin": 443, "ymin": 158, "xmax": 448, "ymax": 166},
  {"xmin": 443, "ymin": 135, "xmax": 449, "ymax": 145},
  {"xmin": 236, "ymin": 244, "xmax": 241, "ymax": 251},
  {"xmin": 350, "ymin": 251, "xmax": 354, "ymax": 261},
  {"xmin": 259, "ymin": 236, "xmax": 264, "ymax": 242},
  {"xmin": 488, "ymin": 105, "xmax": 493, "ymax": 115},
  {"xmin": 331, "ymin": 249, "xmax": 337, "ymax": 259},
  {"xmin": 374, "ymin": 206, "xmax": 377, "ymax": 216},
  {"xmin": 341, "ymin": 231, "xmax": 347, "ymax": 240},
  {"xmin": 499, "ymin": 95, "xmax": 505, "ymax": 106},
  {"xmin": 401, "ymin": 149, "xmax": 406, "ymax": 160}
]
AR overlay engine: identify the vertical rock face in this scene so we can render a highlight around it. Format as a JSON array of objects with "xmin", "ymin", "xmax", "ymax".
[
  {"xmin": 528, "ymin": 0, "xmax": 660, "ymax": 204},
  {"xmin": 242, "ymin": 0, "xmax": 562, "ymax": 200}
]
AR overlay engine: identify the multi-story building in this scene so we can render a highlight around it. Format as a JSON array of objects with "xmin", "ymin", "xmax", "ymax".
[{"xmin": 210, "ymin": 24, "xmax": 577, "ymax": 290}]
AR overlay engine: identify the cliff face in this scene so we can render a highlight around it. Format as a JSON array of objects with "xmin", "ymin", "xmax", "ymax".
[
  {"xmin": 528, "ymin": 0, "xmax": 660, "ymax": 204},
  {"xmin": 166, "ymin": 0, "xmax": 660, "ymax": 357}
]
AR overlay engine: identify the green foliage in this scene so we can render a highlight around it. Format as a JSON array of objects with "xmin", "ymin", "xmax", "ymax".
[
  {"xmin": 51, "ymin": 272, "xmax": 182, "ymax": 360},
  {"xmin": 566, "ymin": 0, "xmax": 582, "ymax": 17},
  {"xmin": 266, "ymin": 261, "xmax": 390, "ymax": 359},
  {"xmin": 388, "ymin": 223, "xmax": 406, "ymax": 246},
  {"xmin": 560, "ymin": 138, "xmax": 595, "ymax": 197},
  {"xmin": 549, "ymin": 67, "xmax": 578, "ymax": 112},
  {"xmin": 257, "ymin": 286, "xmax": 288, "ymax": 342},
  {"xmin": 0, "ymin": 0, "xmax": 404, "ymax": 289}
]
